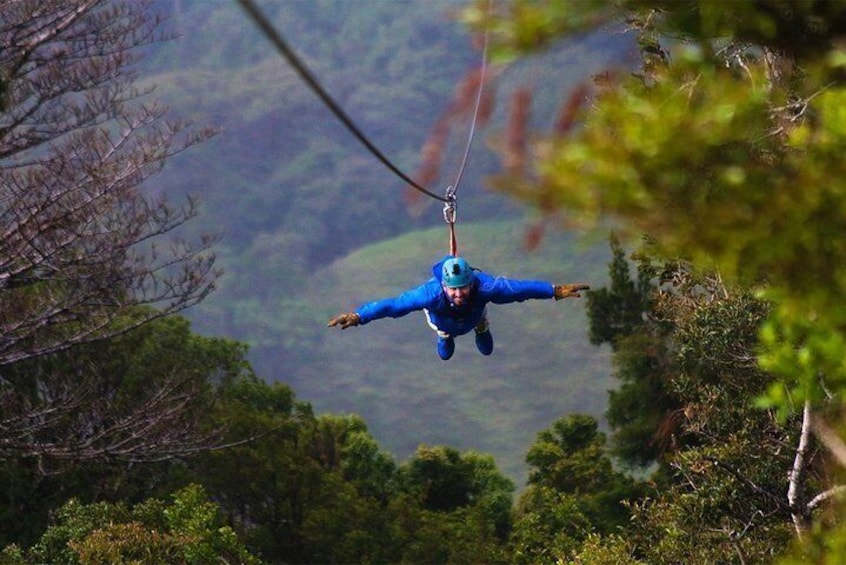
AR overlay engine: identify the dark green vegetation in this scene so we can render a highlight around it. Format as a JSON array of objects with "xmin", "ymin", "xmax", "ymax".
[
  {"xmin": 0, "ymin": 237, "xmax": 817, "ymax": 563},
  {"xmin": 0, "ymin": 317, "xmax": 518, "ymax": 563},
  {"xmin": 463, "ymin": 0, "xmax": 846, "ymax": 561}
]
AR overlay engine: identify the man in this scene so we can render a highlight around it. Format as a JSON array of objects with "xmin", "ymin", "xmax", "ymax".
[{"xmin": 327, "ymin": 256, "xmax": 589, "ymax": 361}]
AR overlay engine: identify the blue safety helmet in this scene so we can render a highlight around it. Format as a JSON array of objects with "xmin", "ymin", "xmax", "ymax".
[{"xmin": 441, "ymin": 257, "xmax": 474, "ymax": 288}]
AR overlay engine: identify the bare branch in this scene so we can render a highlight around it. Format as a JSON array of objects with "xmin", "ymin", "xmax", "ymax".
[
  {"xmin": 787, "ymin": 400, "xmax": 813, "ymax": 537},
  {"xmin": 807, "ymin": 485, "xmax": 846, "ymax": 513},
  {"xmin": 0, "ymin": 0, "xmax": 219, "ymax": 367},
  {"xmin": 0, "ymin": 0, "xmax": 224, "ymax": 465}
]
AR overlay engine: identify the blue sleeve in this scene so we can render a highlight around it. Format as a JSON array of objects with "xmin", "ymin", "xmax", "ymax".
[
  {"xmin": 477, "ymin": 273, "xmax": 554, "ymax": 304},
  {"xmin": 355, "ymin": 280, "xmax": 441, "ymax": 324}
]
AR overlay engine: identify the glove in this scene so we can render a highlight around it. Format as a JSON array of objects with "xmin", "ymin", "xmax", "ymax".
[
  {"xmin": 554, "ymin": 283, "xmax": 590, "ymax": 300},
  {"xmin": 327, "ymin": 312, "xmax": 361, "ymax": 329}
]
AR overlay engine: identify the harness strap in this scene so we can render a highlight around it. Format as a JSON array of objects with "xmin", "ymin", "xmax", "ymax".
[
  {"xmin": 448, "ymin": 223, "xmax": 458, "ymax": 257},
  {"xmin": 423, "ymin": 309, "xmax": 451, "ymax": 338}
]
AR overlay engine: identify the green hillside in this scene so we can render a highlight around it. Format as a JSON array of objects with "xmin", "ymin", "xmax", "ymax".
[
  {"xmin": 140, "ymin": 0, "xmax": 631, "ymax": 485},
  {"xmin": 291, "ymin": 219, "xmax": 614, "ymax": 485}
]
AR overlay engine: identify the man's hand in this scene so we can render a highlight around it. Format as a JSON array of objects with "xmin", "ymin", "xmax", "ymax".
[
  {"xmin": 554, "ymin": 284, "xmax": 590, "ymax": 300},
  {"xmin": 328, "ymin": 312, "xmax": 361, "ymax": 329}
]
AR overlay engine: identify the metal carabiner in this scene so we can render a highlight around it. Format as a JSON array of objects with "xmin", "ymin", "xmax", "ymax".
[{"xmin": 443, "ymin": 185, "xmax": 457, "ymax": 225}]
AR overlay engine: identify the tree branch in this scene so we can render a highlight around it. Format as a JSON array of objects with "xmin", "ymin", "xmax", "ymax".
[{"xmin": 787, "ymin": 400, "xmax": 813, "ymax": 537}]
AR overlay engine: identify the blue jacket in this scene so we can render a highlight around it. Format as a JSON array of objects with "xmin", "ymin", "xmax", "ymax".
[{"xmin": 356, "ymin": 256, "xmax": 555, "ymax": 337}]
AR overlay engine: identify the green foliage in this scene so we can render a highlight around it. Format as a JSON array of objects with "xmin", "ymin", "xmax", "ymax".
[
  {"xmin": 465, "ymin": 1, "xmax": 846, "ymax": 68},
  {"xmin": 625, "ymin": 492, "xmax": 793, "ymax": 564},
  {"xmin": 606, "ymin": 330, "xmax": 676, "ymax": 467},
  {"xmin": 599, "ymin": 274, "xmax": 804, "ymax": 562},
  {"xmin": 28, "ymin": 499, "xmax": 131, "ymax": 565},
  {"xmin": 779, "ymin": 497, "xmax": 846, "ymax": 565},
  {"xmin": 0, "ymin": 545, "xmax": 25, "ymax": 565},
  {"xmin": 0, "ymin": 311, "xmax": 256, "ymax": 548},
  {"xmin": 22, "ymin": 485, "xmax": 260, "ymax": 565},
  {"xmin": 389, "ymin": 504, "xmax": 511, "ymax": 565},
  {"xmin": 543, "ymin": 245, "xmax": 824, "ymax": 561},
  {"xmin": 510, "ymin": 414, "xmax": 646, "ymax": 562},
  {"xmin": 459, "ymin": 3, "xmax": 846, "ymax": 556},
  {"xmin": 181, "ymin": 376, "xmax": 517, "ymax": 563},
  {"xmin": 181, "ymin": 378, "xmax": 315, "ymax": 561},
  {"xmin": 570, "ymin": 533, "xmax": 642, "ymax": 564},
  {"xmin": 69, "ymin": 523, "xmax": 184, "ymax": 565},
  {"xmin": 0, "ymin": 311, "xmax": 522, "ymax": 563},
  {"xmin": 401, "ymin": 445, "xmax": 483, "ymax": 511},
  {"xmin": 471, "ymin": 0, "xmax": 846, "ymax": 416},
  {"xmin": 509, "ymin": 487, "xmax": 592, "ymax": 564},
  {"xmin": 527, "ymin": 414, "xmax": 608, "ymax": 490},
  {"xmin": 586, "ymin": 236, "xmax": 655, "ymax": 348},
  {"xmin": 526, "ymin": 414, "xmax": 644, "ymax": 533},
  {"xmin": 460, "ymin": 0, "xmax": 618, "ymax": 64},
  {"xmin": 391, "ymin": 446, "xmax": 515, "ymax": 564},
  {"xmin": 400, "ymin": 446, "xmax": 514, "ymax": 523},
  {"xmin": 586, "ymin": 237, "xmax": 677, "ymax": 468}
]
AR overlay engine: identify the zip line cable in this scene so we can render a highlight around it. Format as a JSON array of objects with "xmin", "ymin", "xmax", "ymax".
[
  {"xmin": 444, "ymin": 10, "xmax": 490, "ymax": 256},
  {"xmin": 236, "ymin": 0, "xmax": 447, "ymax": 202},
  {"xmin": 450, "ymin": 20, "xmax": 490, "ymax": 200}
]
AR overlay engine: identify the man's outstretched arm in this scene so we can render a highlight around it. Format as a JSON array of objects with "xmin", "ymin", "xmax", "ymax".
[
  {"xmin": 328, "ymin": 282, "xmax": 439, "ymax": 330},
  {"xmin": 484, "ymin": 274, "xmax": 590, "ymax": 304}
]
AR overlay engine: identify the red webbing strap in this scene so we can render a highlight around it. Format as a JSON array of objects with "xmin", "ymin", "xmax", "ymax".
[{"xmin": 449, "ymin": 222, "xmax": 458, "ymax": 257}]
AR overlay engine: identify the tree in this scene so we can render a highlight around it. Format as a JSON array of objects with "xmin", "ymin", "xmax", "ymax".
[
  {"xmin": 5, "ymin": 484, "xmax": 261, "ymax": 565},
  {"xmin": 517, "ymin": 415, "xmax": 644, "ymax": 541},
  {"xmin": 462, "ymin": 0, "xmax": 846, "ymax": 554},
  {"xmin": 586, "ymin": 235, "xmax": 655, "ymax": 348},
  {"xmin": 395, "ymin": 445, "xmax": 515, "ymax": 564},
  {"xmin": 0, "ymin": 0, "xmax": 224, "ymax": 487},
  {"xmin": 186, "ymin": 382, "xmax": 405, "ymax": 564},
  {"xmin": 587, "ymin": 237, "xmax": 679, "ymax": 468},
  {"xmin": 507, "ymin": 412, "xmax": 645, "ymax": 563},
  {"xmin": 0, "ymin": 313, "xmax": 257, "ymax": 548},
  {"xmin": 0, "ymin": 313, "xmax": 251, "ymax": 465},
  {"xmin": 187, "ymin": 381, "xmax": 517, "ymax": 564},
  {"xmin": 180, "ymin": 375, "xmax": 311, "ymax": 562},
  {"xmin": 580, "ymin": 264, "xmax": 828, "ymax": 562},
  {"xmin": 0, "ymin": 0, "xmax": 218, "ymax": 368},
  {"xmin": 464, "ymin": 0, "xmax": 846, "ymax": 405},
  {"xmin": 510, "ymin": 486, "xmax": 594, "ymax": 564},
  {"xmin": 619, "ymin": 273, "xmax": 801, "ymax": 563}
]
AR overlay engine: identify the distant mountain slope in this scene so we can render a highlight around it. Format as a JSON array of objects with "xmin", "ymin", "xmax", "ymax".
[
  {"xmin": 284, "ymin": 220, "xmax": 614, "ymax": 485},
  {"xmin": 140, "ymin": 1, "xmax": 633, "ymax": 484}
]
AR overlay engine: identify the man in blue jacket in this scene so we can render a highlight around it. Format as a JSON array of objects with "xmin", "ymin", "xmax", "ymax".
[{"xmin": 328, "ymin": 256, "xmax": 589, "ymax": 360}]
